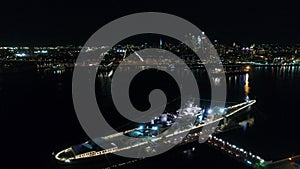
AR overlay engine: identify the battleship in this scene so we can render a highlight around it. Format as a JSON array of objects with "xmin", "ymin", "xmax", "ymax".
[{"xmin": 54, "ymin": 99, "xmax": 256, "ymax": 166}]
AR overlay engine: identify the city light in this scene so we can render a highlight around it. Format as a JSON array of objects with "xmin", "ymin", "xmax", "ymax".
[
  {"xmin": 138, "ymin": 125, "xmax": 144, "ymax": 130},
  {"xmin": 152, "ymin": 126, "xmax": 158, "ymax": 131},
  {"xmin": 208, "ymin": 135, "xmax": 268, "ymax": 168},
  {"xmin": 219, "ymin": 108, "xmax": 225, "ymax": 114},
  {"xmin": 15, "ymin": 53, "xmax": 26, "ymax": 57}
]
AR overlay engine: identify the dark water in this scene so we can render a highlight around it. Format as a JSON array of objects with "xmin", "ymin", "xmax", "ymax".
[
  {"xmin": 223, "ymin": 66, "xmax": 300, "ymax": 161},
  {"xmin": 2, "ymin": 65, "xmax": 300, "ymax": 169}
]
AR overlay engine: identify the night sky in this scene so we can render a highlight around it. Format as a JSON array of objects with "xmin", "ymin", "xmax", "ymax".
[{"xmin": 0, "ymin": 0, "xmax": 299, "ymax": 45}]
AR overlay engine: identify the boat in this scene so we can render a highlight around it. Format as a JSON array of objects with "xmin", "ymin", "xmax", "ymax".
[{"xmin": 54, "ymin": 99, "xmax": 256, "ymax": 166}]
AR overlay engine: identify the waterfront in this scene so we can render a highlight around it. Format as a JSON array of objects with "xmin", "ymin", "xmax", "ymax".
[{"xmin": 1, "ymin": 65, "xmax": 300, "ymax": 169}]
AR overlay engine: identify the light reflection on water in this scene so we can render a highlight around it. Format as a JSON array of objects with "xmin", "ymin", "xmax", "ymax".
[
  {"xmin": 255, "ymin": 65, "xmax": 300, "ymax": 79},
  {"xmin": 244, "ymin": 73, "xmax": 250, "ymax": 96}
]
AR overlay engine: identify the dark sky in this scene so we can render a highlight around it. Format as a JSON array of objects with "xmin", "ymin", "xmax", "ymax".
[{"xmin": 0, "ymin": 0, "xmax": 299, "ymax": 45}]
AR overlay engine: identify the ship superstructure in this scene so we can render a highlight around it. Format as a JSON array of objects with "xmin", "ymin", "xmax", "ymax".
[{"xmin": 55, "ymin": 99, "xmax": 256, "ymax": 164}]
